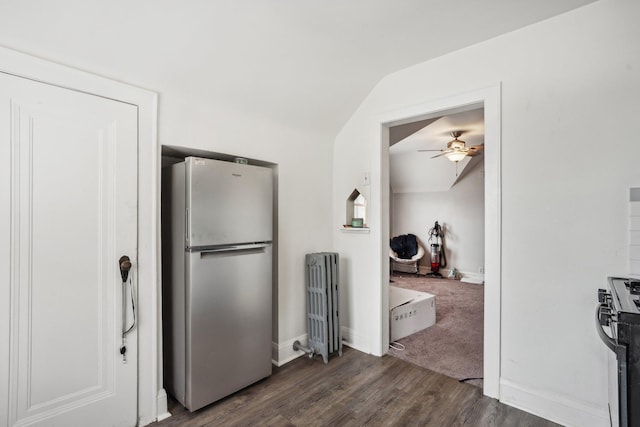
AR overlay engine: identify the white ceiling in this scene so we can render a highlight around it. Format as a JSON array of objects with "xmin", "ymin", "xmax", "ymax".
[
  {"xmin": 390, "ymin": 108, "xmax": 484, "ymax": 193},
  {"xmin": 0, "ymin": 0, "xmax": 597, "ymax": 137}
]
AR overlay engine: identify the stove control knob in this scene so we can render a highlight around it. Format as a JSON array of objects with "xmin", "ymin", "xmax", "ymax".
[
  {"xmin": 599, "ymin": 306, "xmax": 612, "ymax": 326},
  {"xmin": 598, "ymin": 288, "xmax": 611, "ymax": 304}
]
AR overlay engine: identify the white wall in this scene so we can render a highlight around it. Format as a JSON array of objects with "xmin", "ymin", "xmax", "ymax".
[
  {"xmin": 333, "ymin": 0, "xmax": 640, "ymax": 425},
  {"xmin": 391, "ymin": 163, "xmax": 484, "ymax": 276}
]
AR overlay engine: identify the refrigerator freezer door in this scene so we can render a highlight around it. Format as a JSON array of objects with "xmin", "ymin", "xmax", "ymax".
[
  {"xmin": 186, "ymin": 157, "xmax": 273, "ymax": 248},
  {"xmin": 185, "ymin": 245, "xmax": 273, "ymax": 411}
]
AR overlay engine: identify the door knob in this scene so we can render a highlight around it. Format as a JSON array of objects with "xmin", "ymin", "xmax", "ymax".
[{"xmin": 119, "ymin": 255, "xmax": 132, "ymax": 282}]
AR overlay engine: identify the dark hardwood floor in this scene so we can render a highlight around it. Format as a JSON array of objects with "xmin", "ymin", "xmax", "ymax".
[{"xmin": 152, "ymin": 347, "xmax": 559, "ymax": 427}]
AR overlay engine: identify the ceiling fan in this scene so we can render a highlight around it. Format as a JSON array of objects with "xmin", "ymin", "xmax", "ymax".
[{"xmin": 418, "ymin": 131, "xmax": 484, "ymax": 162}]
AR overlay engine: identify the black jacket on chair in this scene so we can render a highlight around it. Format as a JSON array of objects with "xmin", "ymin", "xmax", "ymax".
[{"xmin": 390, "ymin": 234, "xmax": 418, "ymax": 259}]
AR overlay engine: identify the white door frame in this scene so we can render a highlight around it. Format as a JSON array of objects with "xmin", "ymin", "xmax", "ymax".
[
  {"xmin": 378, "ymin": 84, "xmax": 502, "ymax": 398},
  {"xmin": 0, "ymin": 46, "xmax": 167, "ymax": 425}
]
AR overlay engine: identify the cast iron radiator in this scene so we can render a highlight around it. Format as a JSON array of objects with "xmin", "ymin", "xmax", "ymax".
[{"xmin": 305, "ymin": 252, "xmax": 342, "ymax": 363}]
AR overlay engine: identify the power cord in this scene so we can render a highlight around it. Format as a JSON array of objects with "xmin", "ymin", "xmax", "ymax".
[
  {"xmin": 389, "ymin": 342, "xmax": 405, "ymax": 351},
  {"xmin": 459, "ymin": 377, "xmax": 483, "ymax": 383},
  {"xmin": 123, "ymin": 276, "xmax": 136, "ymax": 335}
]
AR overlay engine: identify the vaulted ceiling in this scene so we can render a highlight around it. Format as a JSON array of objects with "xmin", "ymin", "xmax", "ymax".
[{"xmin": 0, "ymin": 0, "xmax": 597, "ymax": 137}]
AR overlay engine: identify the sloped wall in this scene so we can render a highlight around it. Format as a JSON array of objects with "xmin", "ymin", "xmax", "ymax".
[{"xmin": 333, "ymin": 0, "xmax": 640, "ymax": 425}]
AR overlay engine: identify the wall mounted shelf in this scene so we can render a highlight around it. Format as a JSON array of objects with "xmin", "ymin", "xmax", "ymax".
[{"xmin": 340, "ymin": 226, "xmax": 370, "ymax": 234}]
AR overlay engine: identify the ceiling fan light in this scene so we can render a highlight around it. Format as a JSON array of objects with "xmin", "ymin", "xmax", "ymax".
[{"xmin": 446, "ymin": 152, "xmax": 466, "ymax": 162}]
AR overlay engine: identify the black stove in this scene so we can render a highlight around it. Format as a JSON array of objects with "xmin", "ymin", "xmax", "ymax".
[{"xmin": 598, "ymin": 277, "xmax": 640, "ymax": 427}]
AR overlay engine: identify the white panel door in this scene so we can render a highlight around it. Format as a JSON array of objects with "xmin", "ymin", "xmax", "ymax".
[{"xmin": 0, "ymin": 71, "xmax": 138, "ymax": 427}]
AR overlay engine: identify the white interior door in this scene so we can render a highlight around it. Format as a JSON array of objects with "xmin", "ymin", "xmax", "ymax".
[{"xmin": 0, "ymin": 71, "xmax": 138, "ymax": 426}]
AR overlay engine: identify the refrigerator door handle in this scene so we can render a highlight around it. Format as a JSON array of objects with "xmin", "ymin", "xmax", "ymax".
[
  {"xmin": 185, "ymin": 208, "xmax": 189, "ymax": 246},
  {"xmin": 199, "ymin": 243, "xmax": 271, "ymax": 255}
]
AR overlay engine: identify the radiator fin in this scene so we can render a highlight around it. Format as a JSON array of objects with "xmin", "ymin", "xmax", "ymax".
[{"xmin": 305, "ymin": 252, "xmax": 342, "ymax": 363}]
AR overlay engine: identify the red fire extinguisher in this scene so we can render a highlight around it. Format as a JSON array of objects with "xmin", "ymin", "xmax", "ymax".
[{"xmin": 427, "ymin": 221, "xmax": 447, "ymax": 277}]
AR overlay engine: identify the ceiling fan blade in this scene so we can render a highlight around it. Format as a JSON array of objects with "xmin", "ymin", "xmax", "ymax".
[
  {"xmin": 466, "ymin": 144, "xmax": 485, "ymax": 156},
  {"xmin": 430, "ymin": 152, "xmax": 450, "ymax": 159}
]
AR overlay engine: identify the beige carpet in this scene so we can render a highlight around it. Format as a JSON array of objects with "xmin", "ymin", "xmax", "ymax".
[{"xmin": 387, "ymin": 273, "xmax": 484, "ymax": 388}]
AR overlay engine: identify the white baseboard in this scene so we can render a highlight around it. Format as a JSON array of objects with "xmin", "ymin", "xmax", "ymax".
[
  {"xmin": 273, "ymin": 327, "xmax": 368, "ymax": 366},
  {"xmin": 156, "ymin": 388, "xmax": 171, "ymax": 422},
  {"xmin": 500, "ymin": 379, "xmax": 609, "ymax": 427},
  {"xmin": 460, "ymin": 271, "xmax": 485, "ymax": 284},
  {"xmin": 271, "ymin": 334, "xmax": 308, "ymax": 367},
  {"xmin": 341, "ymin": 326, "xmax": 370, "ymax": 354},
  {"xmin": 391, "ymin": 264, "xmax": 479, "ymax": 280}
]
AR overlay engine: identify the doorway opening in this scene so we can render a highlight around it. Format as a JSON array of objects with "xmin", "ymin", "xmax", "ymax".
[
  {"xmin": 378, "ymin": 85, "xmax": 501, "ymax": 398},
  {"xmin": 387, "ymin": 107, "xmax": 485, "ymax": 388}
]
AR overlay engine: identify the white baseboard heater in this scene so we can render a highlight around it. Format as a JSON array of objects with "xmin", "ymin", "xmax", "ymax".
[{"xmin": 294, "ymin": 252, "xmax": 343, "ymax": 363}]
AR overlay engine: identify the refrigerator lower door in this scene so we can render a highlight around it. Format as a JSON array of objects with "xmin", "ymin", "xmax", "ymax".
[{"xmin": 185, "ymin": 244, "xmax": 272, "ymax": 411}]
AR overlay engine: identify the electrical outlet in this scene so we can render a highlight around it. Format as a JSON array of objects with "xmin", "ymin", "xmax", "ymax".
[{"xmin": 479, "ymin": 267, "xmax": 484, "ymax": 274}]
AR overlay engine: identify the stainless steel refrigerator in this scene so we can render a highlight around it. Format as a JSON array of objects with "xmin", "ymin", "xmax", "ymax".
[{"xmin": 162, "ymin": 156, "xmax": 273, "ymax": 412}]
